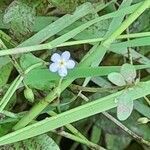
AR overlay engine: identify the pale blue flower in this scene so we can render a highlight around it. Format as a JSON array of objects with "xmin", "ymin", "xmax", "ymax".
[{"xmin": 49, "ymin": 51, "xmax": 75, "ymax": 77}]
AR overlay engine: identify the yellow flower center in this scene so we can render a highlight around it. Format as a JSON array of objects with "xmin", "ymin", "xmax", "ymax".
[{"xmin": 59, "ymin": 60, "xmax": 65, "ymax": 67}]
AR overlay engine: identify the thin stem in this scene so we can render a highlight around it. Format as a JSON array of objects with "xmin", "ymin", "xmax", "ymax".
[
  {"xmin": 102, "ymin": 112, "xmax": 150, "ymax": 147},
  {"xmin": 59, "ymin": 32, "xmax": 150, "ymax": 46},
  {"xmin": 0, "ymin": 32, "xmax": 23, "ymax": 74},
  {"xmin": 56, "ymin": 77, "xmax": 64, "ymax": 113},
  {"xmin": 0, "ymin": 75, "xmax": 23, "ymax": 112},
  {"xmin": 52, "ymin": 130, "xmax": 105, "ymax": 150},
  {"xmin": 49, "ymin": 111, "xmax": 103, "ymax": 150},
  {"xmin": 70, "ymin": 84, "xmax": 125, "ymax": 93},
  {"xmin": 0, "ymin": 62, "xmax": 45, "ymax": 113},
  {"xmin": 0, "ymin": 37, "xmax": 46, "ymax": 113},
  {"xmin": 144, "ymin": 96, "xmax": 150, "ymax": 106},
  {"xmin": 10, "ymin": 55, "xmax": 24, "ymax": 75},
  {"xmin": 57, "ymin": 77, "xmax": 63, "ymax": 97},
  {"xmin": 48, "ymin": 111, "xmax": 102, "ymax": 148},
  {"xmin": 69, "ymin": 91, "xmax": 150, "ymax": 148},
  {"xmin": 49, "ymin": 111, "xmax": 87, "ymax": 139},
  {"xmin": 1, "ymin": 110, "xmax": 18, "ymax": 119},
  {"xmin": 0, "ymin": 32, "xmax": 150, "ymax": 56},
  {"xmin": 125, "ymin": 16, "xmax": 133, "ymax": 65}
]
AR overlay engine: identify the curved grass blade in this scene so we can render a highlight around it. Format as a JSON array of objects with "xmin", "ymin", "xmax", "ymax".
[{"xmin": 0, "ymin": 80, "xmax": 150, "ymax": 145}]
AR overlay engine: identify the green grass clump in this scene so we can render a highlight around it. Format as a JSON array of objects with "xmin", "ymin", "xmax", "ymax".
[{"xmin": 0, "ymin": 0, "xmax": 150, "ymax": 149}]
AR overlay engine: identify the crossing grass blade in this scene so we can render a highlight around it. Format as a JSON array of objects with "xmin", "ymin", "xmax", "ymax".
[
  {"xmin": 0, "ymin": 80, "xmax": 150, "ymax": 145},
  {"xmin": 12, "ymin": 0, "xmax": 150, "ymax": 131},
  {"xmin": 0, "ymin": 2, "xmax": 144, "ymax": 56}
]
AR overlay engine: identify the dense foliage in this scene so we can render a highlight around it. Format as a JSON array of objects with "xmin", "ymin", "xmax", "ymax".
[{"xmin": 0, "ymin": 0, "xmax": 150, "ymax": 149}]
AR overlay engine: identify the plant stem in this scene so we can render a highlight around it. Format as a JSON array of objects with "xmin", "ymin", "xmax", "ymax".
[
  {"xmin": 144, "ymin": 96, "xmax": 150, "ymax": 106},
  {"xmin": 102, "ymin": 112, "xmax": 150, "ymax": 147},
  {"xmin": 49, "ymin": 111, "xmax": 87, "ymax": 140},
  {"xmin": 0, "ymin": 62, "xmax": 44, "ymax": 113},
  {"xmin": 1, "ymin": 110, "xmax": 18, "ymax": 119},
  {"xmin": 0, "ymin": 2, "xmax": 145, "ymax": 56},
  {"xmin": 68, "ymin": 91, "xmax": 150, "ymax": 147},
  {"xmin": 52, "ymin": 130, "xmax": 105, "ymax": 150},
  {"xmin": 2, "ymin": 81, "xmax": 150, "ymax": 145},
  {"xmin": 49, "ymin": 111, "xmax": 103, "ymax": 150},
  {"xmin": 13, "ymin": 0, "xmax": 150, "ymax": 130},
  {"xmin": 0, "ymin": 39, "xmax": 23, "ymax": 74},
  {"xmin": 70, "ymin": 84, "xmax": 125, "ymax": 93},
  {"xmin": 0, "ymin": 32, "xmax": 150, "ymax": 56}
]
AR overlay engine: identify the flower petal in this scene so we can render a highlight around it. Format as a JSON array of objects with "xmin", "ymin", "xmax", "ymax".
[
  {"xmin": 58, "ymin": 67, "xmax": 68, "ymax": 77},
  {"xmin": 51, "ymin": 53, "xmax": 61, "ymax": 62},
  {"xmin": 66, "ymin": 60, "xmax": 75, "ymax": 69},
  {"xmin": 61, "ymin": 51, "xmax": 70, "ymax": 60},
  {"xmin": 49, "ymin": 63, "xmax": 59, "ymax": 72}
]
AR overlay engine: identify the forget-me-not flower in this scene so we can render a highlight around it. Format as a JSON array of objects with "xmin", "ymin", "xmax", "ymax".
[{"xmin": 49, "ymin": 51, "xmax": 75, "ymax": 77}]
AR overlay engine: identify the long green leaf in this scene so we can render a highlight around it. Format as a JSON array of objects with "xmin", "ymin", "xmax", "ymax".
[
  {"xmin": 24, "ymin": 65, "xmax": 150, "ymax": 84},
  {"xmin": 0, "ymin": 3, "xmax": 144, "ymax": 56},
  {"xmin": 13, "ymin": 0, "xmax": 150, "ymax": 131},
  {"xmin": 0, "ymin": 80, "xmax": 150, "ymax": 145}
]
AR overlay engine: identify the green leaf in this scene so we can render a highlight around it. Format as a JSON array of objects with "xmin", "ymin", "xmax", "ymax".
[
  {"xmin": 0, "ymin": 80, "xmax": 149, "ymax": 145},
  {"xmin": 24, "ymin": 65, "xmax": 150, "ymax": 90},
  {"xmin": 19, "ymin": 2, "xmax": 94, "ymax": 47},
  {"xmin": 0, "ymin": 122, "xmax": 16, "ymax": 137},
  {"xmin": 117, "ymin": 91, "xmax": 133, "ymax": 121},
  {"xmin": 120, "ymin": 63, "xmax": 136, "ymax": 84},
  {"xmin": 0, "ymin": 3, "xmax": 142, "ymax": 69},
  {"xmin": 48, "ymin": 0, "xmax": 88, "ymax": 13},
  {"xmin": 130, "ymin": 10, "xmax": 150, "ymax": 32},
  {"xmin": 20, "ymin": 53, "xmax": 43, "ymax": 70},
  {"xmin": 90, "ymin": 125, "xmax": 101, "ymax": 144},
  {"xmin": 134, "ymin": 100, "xmax": 150, "ymax": 118},
  {"xmin": 0, "ymin": 134, "xmax": 60, "ymax": 150},
  {"xmin": 123, "ymin": 110, "xmax": 150, "ymax": 140},
  {"xmin": 0, "ymin": 63, "xmax": 13, "ymax": 88},
  {"xmin": 108, "ymin": 72, "xmax": 126, "ymax": 86},
  {"xmin": 105, "ymin": 133, "xmax": 131, "ymax": 150},
  {"xmin": 25, "ymin": 66, "xmax": 124, "ymax": 90},
  {"xmin": 3, "ymin": 0, "xmax": 36, "ymax": 36}
]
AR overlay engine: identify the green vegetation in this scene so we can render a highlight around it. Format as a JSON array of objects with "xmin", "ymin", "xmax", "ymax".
[{"xmin": 0, "ymin": 0, "xmax": 150, "ymax": 149}]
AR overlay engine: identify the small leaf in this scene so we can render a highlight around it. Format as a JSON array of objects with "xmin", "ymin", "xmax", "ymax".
[
  {"xmin": 3, "ymin": 0, "xmax": 35, "ymax": 37},
  {"xmin": 117, "ymin": 91, "xmax": 133, "ymax": 121},
  {"xmin": 20, "ymin": 53, "xmax": 43, "ymax": 70},
  {"xmin": 108, "ymin": 72, "xmax": 126, "ymax": 86},
  {"xmin": 120, "ymin": 63, "xmax": 136, "ymax": 84}
]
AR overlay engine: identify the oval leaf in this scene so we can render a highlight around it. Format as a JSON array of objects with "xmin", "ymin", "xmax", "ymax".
[
  {"xmin": 108, "ymin": 72, "xmax": 126, "ymax": 86},
  {"xmin": 120, "ymin": 63, "xmax": 136, "ymax": 84},
  {"xmin": 117, "ymin": 91, "xmax": 133, "ymax": 121}
]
